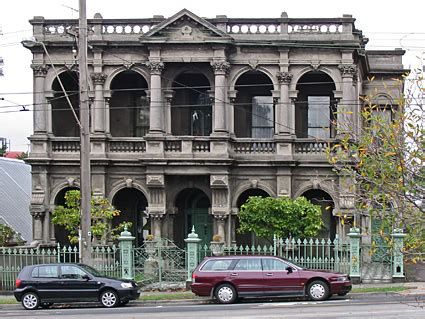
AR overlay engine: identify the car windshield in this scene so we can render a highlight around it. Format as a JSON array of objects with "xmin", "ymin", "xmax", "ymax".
[
  {"xmin": 78, "ymin": 264, "xmax": 101, "ymax": 276},
  {"xmin": 278, "ymin": 257, "xmax": 303, "ymax": 269}
]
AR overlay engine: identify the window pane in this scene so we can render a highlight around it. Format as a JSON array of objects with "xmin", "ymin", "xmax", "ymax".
[
  {"xmin": 202, "ymin": 259, "xmax": 233, "ymax": 271},
  {"xmin": 234, "ymin": 258, "xmax": 262, "ymax": 271},
  {"xmin": 37, "ymin": 266, "xmax": 58, "ymax": 278},
  {"xmin": 252, "ymin": 96, "xmax": 274, "ymax": 138},
  {"xmin": 262, "ymin": 258, "xmax": 288, "ymax": 271},
  {"xmin": 61, "ymin": 265, "xmax": 86, "ymax": 279},
  {"xmin": 308, "ymin": 96, "xmax": 330, "ymax": 127}
]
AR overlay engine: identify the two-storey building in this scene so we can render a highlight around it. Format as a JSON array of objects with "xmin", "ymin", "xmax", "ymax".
[{"xmin": 23, "ymin": 9, "xmax": 405, "ymax": 247}]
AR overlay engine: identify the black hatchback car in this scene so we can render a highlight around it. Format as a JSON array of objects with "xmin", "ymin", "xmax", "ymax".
[{"xmin": 14, "ymin": 263, "xmax": 140, "ymax": 310}]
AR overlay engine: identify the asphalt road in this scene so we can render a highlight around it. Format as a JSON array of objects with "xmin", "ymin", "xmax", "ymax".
[{"xmin": 1, "ymin": 295, "xmax": 424, "ymax": 318}]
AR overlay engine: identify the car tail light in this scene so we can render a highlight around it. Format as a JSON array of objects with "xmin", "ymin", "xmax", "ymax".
[
  {"xmin": 15, "ymin": 278, "xmax": 22, "ymax": 288},
  {"xmin": 192, "ymin": 273, "xmax": 196, "ymax": 283}
]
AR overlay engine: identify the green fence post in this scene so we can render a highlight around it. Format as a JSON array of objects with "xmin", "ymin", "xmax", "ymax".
[
  {"xmin": 391, "ymin": 228, "xmax": 406, "ymax": 282},
  {"xmin": 348, "ymin": 227, "xmax": 361, "ymax": 283},
  {"xmin": 184, "ymin": 226, "xmax": 202, "ymax": 290},
  {"xmin": 118, "ymin": 226, "xmax": 135, "ymax": 280}
]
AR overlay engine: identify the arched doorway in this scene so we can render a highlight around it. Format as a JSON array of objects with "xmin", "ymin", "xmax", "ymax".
[
  {"xmin": 301, "ymin": 189, "xmax": 337, "ymax": 239},
  {"xmin": 51, "ymin": 71, "xmax": 79, "ymax": 137},
  {"xmin": 112, "ymin": 188, "xmax": 148, "ymax": 247},
  {"xmin": 295, "ymin": 71, "xmax": 337, "ymax": 138},
  {"xmin": 235, "ymin": 188, "xmax": 270, "ymax": 246},
  {"xmin": 174, "ymin": 188, "xmax": 211, "ymax": 247},
  {"xmin": 234, "ymin": 71, "xmax": 274, "ymax": 138},
  {"xmin": 53, "ymin": 186, "xmax": 79, "ymax": 245},
  {"xmin": 110, "ymin": 70, "xmax": 149, "ymax": 137},
  {"xmin": 171, "ymin": 72, "xmax": 212, "ymax": 136}
]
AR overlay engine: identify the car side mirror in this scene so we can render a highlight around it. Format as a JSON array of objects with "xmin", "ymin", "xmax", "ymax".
[
  {"xmin": 286, "ymin": 266, "xmax": 293, "ymax": 274},
  {"xmin": 82, "ymin": 274, "xmax": 90, "ymax": 281}
]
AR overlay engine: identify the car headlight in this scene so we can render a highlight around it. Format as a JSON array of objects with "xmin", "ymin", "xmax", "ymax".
[
  {"xmin": 335, "ymin": 276, "xmax": 348, "ymax": 282},
  {"xmin": 121, "ymin": 282, "xmax": 133, "ymax": 288}
]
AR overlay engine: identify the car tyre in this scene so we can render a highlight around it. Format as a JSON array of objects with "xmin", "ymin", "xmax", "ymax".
[
  {"xmin": 307, "ymin": 280, "xmax": 329, "ymax": 301},
  {"xmin": 22, "ymin": 292, "xmax": 40, "ymax": 310},
  {"xmin": 214, "ymin": 284, "xmax": 237, "ymax": 304},
  {"xmin": 100, "ymin": 290, "xmax": 119, "ymax": 308}
]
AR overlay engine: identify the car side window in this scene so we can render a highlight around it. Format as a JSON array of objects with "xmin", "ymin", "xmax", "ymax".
[
  {"xmin": 32, "ymin": 266, "xmax": 59, "ymax": 278},
  {"xmin": 202, "ymin": 259, "xmax": 233, "ymax": 271},
  {"xmin": 60, "ymin": 265, "xmax": 87, "ymax": 279},
  {"xmin": 234, "ymin": 258, "xmax": 262, "ymax": 271},
  {"xmin": 262, "ymin": 258, "xmax": 289, "ymax": 271}
]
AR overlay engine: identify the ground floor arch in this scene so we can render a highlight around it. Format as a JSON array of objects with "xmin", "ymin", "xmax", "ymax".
[
  {"xmin": 53, "ymin": 186, "xmax": 79, "ymax": 245},
  {"xmin": 112, "ymin": 188, "xmax": 148, "ymax": 246}
]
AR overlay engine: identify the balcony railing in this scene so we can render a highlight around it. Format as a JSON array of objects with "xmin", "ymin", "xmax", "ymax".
[
  {"xmin": 232, "ymin": 140, "xmax": 276, "ymax": 154},
  {"xmin": 108, "ymin": 140, "xmax": 146, "ymax": 153},
  {"xmin": 51, "ymin": 139, "xmax": 80, "ymax": 152},
  {"xmin": 294, "ymin": 140, "xmax": 333, "ymax": 155}
]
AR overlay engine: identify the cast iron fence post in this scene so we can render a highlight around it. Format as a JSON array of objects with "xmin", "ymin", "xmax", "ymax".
[
  {"xmin": 184, "ymin": 226, "xmax": 202, "ymax": 289},
  {"xmin": 118, "ymin": 227, "xmax": 135, "ymax": 280},
  {"xmin": 348, "ymin": 227, "xmax": 361, "ymax": 283},
  {"xmin": 391, "ymin": 228, "xmax": 406, "ymax": 281}
]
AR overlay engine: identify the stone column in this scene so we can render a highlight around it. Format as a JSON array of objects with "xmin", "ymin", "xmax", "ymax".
[
  {"xmin": 45, "ymin": 96, "xmax": 53, "ymax": 134},
  {"xmin": 104, "ymin": 96, "xmax": 111, "ymax": 134},
  {"xmin": 151, "ymin": 214, "xmax": 164, "ymax": 239},
  {"xmin": 338, "ymin": 64, "xmax": 357, "ymax": 135},
  {"xmin": 289, "ymin": 97, "xmax": 297, "ymax": 136},
  {"xmin": 31, "ymin": 211, "xmax": 45, "ymax": 242},
  {"xmin": 163, "ymin": 90, "xmax": 174, "ymax": 134},
  {"xmin": 211, "ymin": 61, "xmax": 230, "ymax": 134},
  {"xmin": 276, "ymin": 71, "xmax": 293, "ymax": 135},
  {"xmin": 31, "ymin": 64, "xmax": 49, "ymax": 134},
  {"xmin": 214, "ymin": 215, "xmax": 227, "ymax": 242},
  {"xmin": 228, "ymin": 91, "xmax": 237, "ymax": 135},
  {"xmin": 146, "ymin": 61, "xmax": 165, "ymax": 134},
  {"xmin": 90, "ymin": 72, "xmax": 107, "ymax": 133}
]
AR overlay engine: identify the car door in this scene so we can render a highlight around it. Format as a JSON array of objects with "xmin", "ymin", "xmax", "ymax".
[
  {"xmin": 228, "ymin": 258, "xmax": 264, "ymax": 296},
  {"xmin": 31, "ymin": 265, "xmax": 61, "ymax": 301},
  {"xmin": 59, "ymin": 265, "xmax": 101, "ymax": 301},
  {"xmin": 261, "ymin": 258, "xmax": 303, "ymax": 296}
]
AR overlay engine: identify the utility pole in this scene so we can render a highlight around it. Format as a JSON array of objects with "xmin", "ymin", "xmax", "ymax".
[{"xmin": 78, "ymin": 0, "xmax": 92, "ymax": 265}]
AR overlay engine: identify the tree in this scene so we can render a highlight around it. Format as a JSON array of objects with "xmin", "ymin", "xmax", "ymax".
[
  {"xmin": 0, "ymin": 223, "xmax": 20, "ymax": 246},
  {"xmin": 237, "ymin": 196, "xmax": 323, "ymax": 240},
  {"xmin": 327, "ymin": 71, "xmax": 424, "ymax": 260},
  {"xmin": 52, "ymin": 190, "xmax": 131, "ymax": 245}
]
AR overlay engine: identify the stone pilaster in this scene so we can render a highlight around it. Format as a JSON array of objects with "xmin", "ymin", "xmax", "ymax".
[
  {"xmin": 90, "ymin": 72, "xmax": 107, "ymax": 133},
  {"xmin": 31, "ymin": 211, "xmax": 45, "ymax": 242},
  {"xmin": 338, "ymin": 64, "xmax": 357, "ymax": 135},
  {"xmin": 276, "ymin": 71, "xmax": 293, "ymax": 135},
  {"xmin": 213, "ymin": 214, "xmax": 227, "ymax": 243},
  {"xmin": 31, "ymin": 64, "xmax": 49, "ymax": 134},
  {"xmin": 211, "ymin": 61, "xmax": 230, "ymax": 134},
  {"xmin": 163, "ymin": 90, "xmax": 174, "ymax": 134},
  {"xmin": 146, "ymin": 61, "xmax": 165, "ymax": 134}
]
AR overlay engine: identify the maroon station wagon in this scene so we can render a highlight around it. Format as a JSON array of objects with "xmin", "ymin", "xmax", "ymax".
[{"xmin": 191, "ymin": 256, "xmax": 351, "ymax": 304}]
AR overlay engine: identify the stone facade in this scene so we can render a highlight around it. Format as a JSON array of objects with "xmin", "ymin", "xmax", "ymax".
[{"xmin": 24, "ymin": 9, "xmax": 405, "ymax": 246}]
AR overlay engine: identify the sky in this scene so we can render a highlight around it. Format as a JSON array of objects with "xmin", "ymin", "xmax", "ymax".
[{"xmin": 0, "ymin": 0, "xmax": 423, "ymax": 151}]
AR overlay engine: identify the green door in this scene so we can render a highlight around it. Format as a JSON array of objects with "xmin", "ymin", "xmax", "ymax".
[{"xmin": 186, "ymin": 208, "xmax": 212, "ymax": 247}]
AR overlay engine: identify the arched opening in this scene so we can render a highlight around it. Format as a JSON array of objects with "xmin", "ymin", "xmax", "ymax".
[
  {"xmin": 51, "ymin": 71, "xmax": 79, "ymax": 137},
  {"xmin": 174, "ymin": 188, "xmax": 211, "ymax": 247},
  {"xmin": 235, "ymin": 188, "xmax": 270, "ymax": 246},
  {"xmin": 171, "ymin": 72, "xmax": 211, "ymax": 136},
  {"xmin": 301, "ymin": 189, "xmax": 337, "ymax": 239},
  {"xmin": 234, "ymin": 71, "xmax": 274, "ymax": 138},
  {"xmin": 112, "ymin": 188, "xmax": 148, "ymax": 247},
  {"xmin": 110, "ymin": 70, "xmax": 149, "ymax": 137},
  {"xmin": 53, "ymin": 186, "xmax": 79, "ymax": 245},
  {"xmin": 295, "ymin": 71, "xmax": 336, "ymax": 138}
]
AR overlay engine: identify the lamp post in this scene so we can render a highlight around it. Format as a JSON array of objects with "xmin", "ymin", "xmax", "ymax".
[{"xmin": 22, "ymin": 0, "xmax": 92, "ymax": 264}]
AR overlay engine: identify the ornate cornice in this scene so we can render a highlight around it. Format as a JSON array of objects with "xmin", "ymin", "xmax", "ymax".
[
  {"xmin": 211, "ymin": 61, "xmax": 230, "ymax": 75},
  {"xmin": 146, "ymin": 61, "xmax": 165, "ymax": 74},
  {"xmin": 31, "ymin": 64, "xmax": 50, "ymax": 77},
  {"xmin": 276, "ymin": 71, "xmax": 293, "ymax": 84},
  {"xmin": 90, "ymin": 72, "xmax": 107, "ymax": 84}
]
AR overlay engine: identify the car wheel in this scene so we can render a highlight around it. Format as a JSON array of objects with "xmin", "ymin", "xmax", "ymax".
[
  {"xmin": 100, "ymin": 290, "xmax": 119, "ymax": 308},
  {"xmin": 22, "ymin": 292, "xmax": 40, "ymax": 310},
  {"xmin": 40, "ymin": 302, "xmax": 53, "ymax": 309},
  {"xmin": 307, "ymin": 280, "xmax": 329, "ymax": 301},
  {"xmin": 214, "ymin": 284, "xmax": 237, "ymax": 304}
]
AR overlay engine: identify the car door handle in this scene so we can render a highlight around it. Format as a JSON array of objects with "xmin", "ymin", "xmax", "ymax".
[
  {"xmin": 265, "ymin": 273, "xmax": 273, "ymax": 276},
  {"xmin": 230, "ymin": 273, "xmax": 238, "ymax": 276}
]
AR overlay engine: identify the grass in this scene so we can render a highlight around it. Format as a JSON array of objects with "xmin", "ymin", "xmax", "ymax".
[
  {"xmin": 139, "ymin": 291, "xmax": 202, "ymax": 301},
  {"xmin": 0, "ymin": 296, "xmax": 17, "ymax": 304},
  {"xmin": 351, "ymin": 286, "xmax": 408, "ymax": 293}
]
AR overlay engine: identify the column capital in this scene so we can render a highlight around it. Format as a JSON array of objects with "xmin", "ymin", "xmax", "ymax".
[
  {"xmin": 213, "ymin": 214, "xmax": 228, "ymax": 221},
  {"xmin": 211, "ymin": 61, "xmax": 230, "ymax": 75},
  {"xmin": 276, "ymin": 71, "xmax": 293, "ymax": 84},
  {"xmin": 338, "ymin": 64, "xmax": 357, "ymax": 78},
  {"xmin": 146, "ymin": 61, "xmax": 165, "ymax": 74},
  {"xmin": 150, "ymin": 213, "xmax": 165, "ymax": 221},
  {"xmin": 31, "ymin": 211, "xmax": 45, "ymax": 219},
  {"xmin": 163, "ymin": 90, "xmax": 175, "ymax": 103},
  {"xmin": 90, "ymin": 72, "xmax": 107, "ymax": 84},
  {"xmin": 31, "ymin": 64, "xmax": 50, "ymax": 77}
]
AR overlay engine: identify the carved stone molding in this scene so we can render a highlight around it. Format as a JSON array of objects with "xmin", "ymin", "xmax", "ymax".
[
  {"xmin": 210, "ymin": 175, "xmax": 228, "ymax": 188},
  {"xmin": 31, "ymin": 64, "xmax": 49, "ymax": 77},
  {"xmin": 146, "ymin": 174, "xmax": 164, "ymax": 187},
  {"xmin": 276, "ymin": 71, "xmax": 293, "ymax": 84},
  {"xmin": 338, "ymin": 64, "xmax": 358, "ymax": 77},
  {"xmin": 90, "ymin": 72, "xmax": 107, "ymax": 84},
  {"xmin": 146, "ymin": 61, "xmax": 165, "ymax": 74},
  {"xmin": 213, "ymin": 214, "xmax": 228, "ymax": 221},
  {"xmin": 31, "ymin": 211, "xmax": 45, "ymax": 219},
  {"xmin": 125, "ymin": 178, "xmax": 133, "ymax": 188},
  {"xmin": 211, "ymin": 61, "xmax": 230, "ymax": 75}
]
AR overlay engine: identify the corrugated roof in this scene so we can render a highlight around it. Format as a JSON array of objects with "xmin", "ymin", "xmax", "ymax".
[{"xmin": 0, "ymin": 157, "xmax": 32, "ymax": 242}]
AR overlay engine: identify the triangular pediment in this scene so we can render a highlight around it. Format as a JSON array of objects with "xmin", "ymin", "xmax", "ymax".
[{"xmin": 142, "ymin": 9, "xmax": 232, "ymax": 42}]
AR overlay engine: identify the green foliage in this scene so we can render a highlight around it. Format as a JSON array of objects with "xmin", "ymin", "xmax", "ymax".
[
  {"xmin": 0, "ymin": 223, "xmax": 18, "ymax": 246},
  {"xmin": 51, "ymin": 190, "xmax": 131, "ymax": 244},
  {"xmin": 237, "ymin": 196, "xmax": 323, "ymax": 239},
  {"xmin": 327, "ymin": 73, "xmax": 424, "ymax": 258}
]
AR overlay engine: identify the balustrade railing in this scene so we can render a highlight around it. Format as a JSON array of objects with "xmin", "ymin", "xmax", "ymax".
[
  {"xmin": 108, "ymin": 140, "xmax": 146, "ymax": 153},
  {"xmin": 233, "ymin": 140, "xmax": 276, "ymax": 154},
  {"xmin": 192, "ymin": 140, "xmax": 210, "ymax": 152},
  {"xmin": 164, "ymin": 140, "xmax": 182, "ymax": 152},
  {"xmin": 51, "ymin": 140, "xmax": 80, "ymax": 152},
  {"xmin": 294, "ymin": 140, "xmax": 332, "ymax": 154}
]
